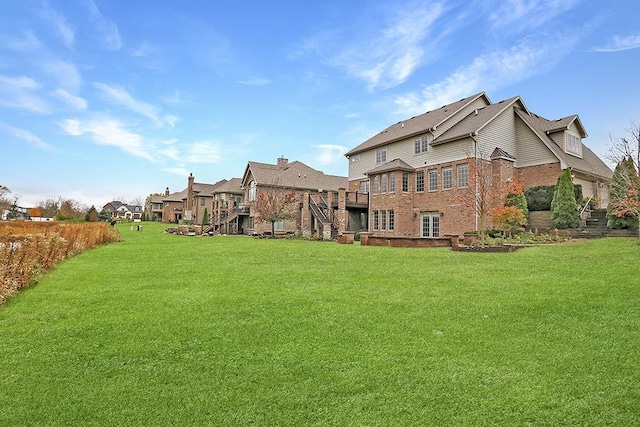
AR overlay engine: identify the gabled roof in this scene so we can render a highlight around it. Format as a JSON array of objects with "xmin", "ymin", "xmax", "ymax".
[
  {"xmin": 365, "ymin": 158, "xmax": 415, "ymax": 175},
  {"xmin": 213, "ymin": 177, "xmax": 243, "ymax": 194},
  {"xmin": 162, "ymin": 189, "xmax": 187, "ymax": 203},
  {"xmin": 345, "ymin": 92, "xmax": 491, "ymax": 156},
  {"xmin": 242, "ymin": 159, "xmax": 347, "ymax": 191},
  {"xmin": 191, "ymin": 179, "xmax": 228, "ymax": 198},
  {"xmin": 527, "ymin": 113, "xmax": 587, "ymax": 137},
  {"xmin": 515, "ymin": 108, "xmax": 612, "ymax": 180},
  {"xmin": 491, "ymin": 147, "xmax": 516, "ymax": 162},
  {"xmin": 432, "ymin": 96, "xmax": 526, "ymax": 146}
]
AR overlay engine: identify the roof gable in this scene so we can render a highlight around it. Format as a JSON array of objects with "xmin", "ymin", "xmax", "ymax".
[
  {"xmin": 345, "ymin": 92, "xmax": 491, "ymax": 156},
  {"xmin": 365, "ymin": 158, "xmax": 415, "ymax": 175},
  {"xmin": 242, "ymin": 159, "xmax": 347, "ymax": 191}
]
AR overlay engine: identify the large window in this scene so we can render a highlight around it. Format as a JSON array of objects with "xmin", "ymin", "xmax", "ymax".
[
  {"xmin": 402, "ymin": 172, "xmax": 409, "ymax": 192},
  {"xmin": 388, "ymin": 210, "xmax": 395, "ymax": 231},
  {"xmin": 360, "ymin": 180, "xmax": 370, "ymax": 194},
  {"xmin": 380, "ymin": 210, "xmax": 387, "ymax": 230},
  {"xmin": 457, "ymin": 163, "xmax": 469, "ymax": 188},
  {"xmin": 373, "ymin": 175, "xmax": 380, "ymax": 194},
  {"xmin": 442, "ymin": 167, "xmax": 453, "ymax": 190},
  {"xmin": 421, "ymin": 212, "xmax": 440, "ymax": 238},
  {"xmin": 381, "ymin": 173, "xmax": 387, "ymax": 193},
  {"xmin": 274, "ymin": 219, "xmax": 284, "ymax": 231},
  {"xmin": 389, "ymin": 172, "xmax": 395, "ymax": 193},
  {"xmin": 414, "ymin": 135, "xmax": 429, "ymax": 154},
  {"xmin": 376, "ymin": 148, "xmax": 387, "ymax": 164},
  {"xmin": 566, "ymin": 133, "xmax": 582, "ymax": 157},
  {"xmin": 249, "ymin": 180, "xmax": 257, "ymax": 201},
  {"xmin": 416, "ymin": 171, "xmax": 424, "ymax": 192},
  {"xmin": 428, "ymin": 169, "xmax": 438, "ymax": 191},
  {"xmin": 373, "ymin": 210, "xmax": 379, "ymax": 230}
]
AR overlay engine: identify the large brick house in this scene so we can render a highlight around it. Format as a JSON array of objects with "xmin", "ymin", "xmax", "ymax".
[{"xmin": 345, "ymin": 92, "xmax": 613, "ymax": 239}]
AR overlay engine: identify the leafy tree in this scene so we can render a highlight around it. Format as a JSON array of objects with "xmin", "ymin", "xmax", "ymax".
[
  {"xmin": 202, "ymin": 208, "xmax": 209, "ymax": 225},
  {"xmin": 28, "ymin": 207, "xmax": 43, "ymax": 218},
  {"xmin": 85, "ymin": 206, "xmax": 98, "ymax": 222},
  {"xmin": 253, "ymin": 188, "xmax": 298, "ymax": 236},
  {"xmin": 607, "ymin": 156, "xmax": 639, "ymax": 230},
  {"xmin": 492, "ymin": 181, "xmax": 528, "ymax": 236},
  {"xmin": 551, "ymin": 168, "xmax": 579, "ymax": 229}
]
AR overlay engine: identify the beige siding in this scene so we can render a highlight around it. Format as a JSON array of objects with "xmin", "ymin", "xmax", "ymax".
[
  {"xmin": 475, "ymin": 108, "xmax": 517, "ymax": 156},
  {"xmin": 432, "ymin": 98, "xmax": 489, "ymax": 139},
  {"xmin": 515, "ymin": 117, "xmax": 559, "ymax": 167}
]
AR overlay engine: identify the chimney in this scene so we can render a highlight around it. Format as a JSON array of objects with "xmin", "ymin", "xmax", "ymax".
[
  {"xmin": 277, "ymin": 157, "xmax": 288, "ymax": 170},
  {"xmin": 187, "ymin": 173, "xmax": 194, "ymax": 211},
  {"xmin": 165, "ymin": 187, "xmax": 170, "ymax": 196}
]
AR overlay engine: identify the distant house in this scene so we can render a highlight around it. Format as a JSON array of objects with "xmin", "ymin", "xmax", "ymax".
[
  {"xmin": 103, "ymin": 201, "xmax": 143, "ymax": 221},
  {"xmin": 345, "ymin": 92, "xmax": 613, "ymax": 239}
]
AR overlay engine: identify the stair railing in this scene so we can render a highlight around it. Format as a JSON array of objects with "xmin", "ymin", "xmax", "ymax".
[{"xmin": 580, "ymin": 195, "xmax": 594, "ymax": 218}]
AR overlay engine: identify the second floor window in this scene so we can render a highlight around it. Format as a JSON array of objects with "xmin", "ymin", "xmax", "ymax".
[
  {"xmin": 416, "ymin": 171, "xmax": 424, "ymax": 192},
  {"xmin": 376, "ymin": 148, "xmax": 387, "ymax": 164},
  {"xmin": 360, "ymin": 180, "xmax": 370, "ymax": 194},
  {"xmin": 443, "ymin": 167, "xmax": 453, "ymax": 190},
  {"xmin": 414, "ymin": 135, "xmax": 429, "ymax": 154},
  {"xmin": 249, "ymin": 180, "xmax": 257, "ymax": 201},
  {"xmin": 428, "ymin": 169, "xmax": 438, "ymax": 191},
  {"xmin": 402, "ymin": 172, "xmax": 409, "ymax": 192},
  {"xmin": 457, "ymin": 163, "xmax": 469, "ymax": 188}
]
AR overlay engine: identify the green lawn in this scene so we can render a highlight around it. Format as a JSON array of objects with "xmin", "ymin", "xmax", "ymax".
[{"xmin": 1, "ymin": 222, "xmax": 638, "ymax": 426}]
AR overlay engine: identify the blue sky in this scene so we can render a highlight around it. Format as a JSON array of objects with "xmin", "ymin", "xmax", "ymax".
[{"xmin": 2, "ymin": 0, "xmax": 639, "ymax": 208}]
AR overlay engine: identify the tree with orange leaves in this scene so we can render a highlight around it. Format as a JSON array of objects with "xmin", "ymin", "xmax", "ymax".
[{"xmin": 253, "ymin": 187, "xmax": 299, "ymax": 236}]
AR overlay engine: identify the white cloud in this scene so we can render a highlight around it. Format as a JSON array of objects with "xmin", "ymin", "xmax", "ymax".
[
  {"xmin": 0, "ymin": 122, "xmax": 55, "ymax": 151},
  {"xmin": 489, "ymin": 0, "xmax": 579, "ymax": 32},
  {"xmin": 592, "ymin": 33, "xmax": 640, "ymax": 52},
  {"xmin": 39, "ymin": 2, "xmax": 75, "ymax": 48},
  {"xmin": 41, "ymin": 59, "xmax": 82, "ymax": 92},
  {"xmin": 334, "ymin": 1, "xmax": 445, "ymax": 90},
  {"xmin": 0, "ymin": 75, "xmax": 50, "ymax": 113},
  {"xmin": 93, "ymin": 82, "xmax": 167, "ymax": 126},
  {"xmin": 87, "ymin": 0, "xmax": 123, "ymax": 50},
  {"xmin": 52, "ymin": 88, "xmax": 88, "ymax": 111},
  {"xmin": 238, "ymin": 77, "xmax": 271, "ymax": 86},
  {"xmin": 183, "ymin": 142, "xmax": 221, "ymax": 164},
  {"xmin": 60, "ymin": 117, "xmax": 155, "ymax": 161},
  {"xmin": 163, "ymin": 166, "xmax": 190, "ymax": 177},
  {"xmin": 311, "ymin": 144, "xmax": 348, "ymax": 167},
  {"xmin": 0, "ymin": 30, "xmax": 42, "ymax": 51},
  {"xmin": 393, "ymin": 33, "xmax": 578, "ymax": 115}
]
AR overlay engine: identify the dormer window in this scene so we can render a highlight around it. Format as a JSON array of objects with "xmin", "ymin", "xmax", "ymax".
[
  {"xmin": 565, "ymin": 133, "xmax": 582, "ymax": 157},
  {"xmin": 414, "ymin": 135, "xmax": 429, "ymax": 154}
]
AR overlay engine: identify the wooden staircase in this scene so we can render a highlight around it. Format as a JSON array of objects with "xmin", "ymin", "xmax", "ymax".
[{"xmin": 308, "ymin": 197, "xmax": 338, "ymax": 239}]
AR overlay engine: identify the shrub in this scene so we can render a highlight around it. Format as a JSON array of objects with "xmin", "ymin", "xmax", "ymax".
[
  {"xmin": 525, "ymin": 184, "xmax": 583, "ymax": 212},
  {"xmin": 551, "ymin": 168, "xmax": 579, "ymax": 229}
]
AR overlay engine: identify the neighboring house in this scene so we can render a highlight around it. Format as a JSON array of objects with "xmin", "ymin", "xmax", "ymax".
[
  {"xmin": 211, "ymin": 178, "xmax": 244, "ymax": 234},
  {"xmin": 241, "ymin": 157, "xmax": 366, "ymax": 237},
  {"xmin": 345, "ymin": 92, "xmax": 613, "ymax": 239},
  {"xmin": 103, "ymin": 201, "xmax": 143, "ymax": 221},
  {"xmin": 147, "ymin": 191, "xmax": 167, "ymax": 222}
]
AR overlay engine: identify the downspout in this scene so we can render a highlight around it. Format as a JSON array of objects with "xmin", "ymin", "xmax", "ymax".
[{"xmin": 471, "ymin": 134, "xmax": 479, "ymax": 233}]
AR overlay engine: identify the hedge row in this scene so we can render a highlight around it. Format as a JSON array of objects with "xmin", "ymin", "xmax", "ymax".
[{"xmin": 524, "ymin": 184, "xmax": 583, "ymax": 211}]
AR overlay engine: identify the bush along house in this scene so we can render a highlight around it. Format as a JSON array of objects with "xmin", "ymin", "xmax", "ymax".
[{"xmin": 345, "ymin": 92, "xmax": 613, "ymax": 244}]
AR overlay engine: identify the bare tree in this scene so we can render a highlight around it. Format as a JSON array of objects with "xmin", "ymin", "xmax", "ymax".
[
  {"xmin": 0, "ymin": 185, "xmax": 11, "ymax": 213},
  {"xmin": 607, "ymin": 120, "xmax": 640, "ymax": 237}
]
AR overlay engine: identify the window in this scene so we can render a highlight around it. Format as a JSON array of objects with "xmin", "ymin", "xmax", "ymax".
[
  {"xmin": 200, "ymin": 198, "xmax": 206, "ymax": 206},
  {"xmin": 457, "ymin": 163, "xmax": 469, "ymax": 188},
  {"xmin": 388, "ymin": 210, "xmax": 395, "ymax": 231},
  {"xmin": 360, "ymin": 180, "xmax": 370, "ymax": 194},
  {"xmin": 414, "ymin": 135, "xmax": 429, "ymax": 154},
  {"xmin": 249, "ymin": 180, "xmax": 257, "ymax": 201},
  {"xmin": 442, "ymin": 167, "xmax": 453, "ymax": 190},
  {"xmin": 402, "ymin": 172, "xmax": 409, "ymax": 192},
  {"xmin": 381, "ymin": 173, "xmax": 387, "ymax": 193},
  {"xmin": 274, "ymin": 219, "xmax": 285, "ymax": 231},
  {"xmin": 373, "ymin": 175, "xmax": 380, "ymax": 194},
  {"xmin": 376, "ymin": 148, "xmax": 387, "ymax": 164},
  {"xmin": 389, "ymin": 172, "xmax": 396, "ymax": 193},
  {"xmin": 416, "ymin": 171, "xmax": 424, "ymax": 192},
  {"xmin": 566, "ymin": 133, "xmax": 582, "ymax": 157},
  {"xmin": 380, "ymin": 210, "xmax": 387, "ymax": 230},
  {"xmin": 373, "ymin": 210, "xmax": 379, "ymax": 230},
  {"xmin": 421, "ymin": 212, "xmax": 440, "ymax": 238},
  {"xmin": 350, "ymin": 154, "xmax": 360, "ymax": 163},
  {"xmin": 428, "ymin": 169, "xmax": 438, "ymax": 191}
]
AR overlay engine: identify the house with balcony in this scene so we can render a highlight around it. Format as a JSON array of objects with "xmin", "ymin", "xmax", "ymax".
[
  {"xmin": 345, "ymin": 92, "xmax": 613, "ymax": 241},
  {"xmin": 241, "ymin": 157, "xmax": 368, "ymax": 238}
]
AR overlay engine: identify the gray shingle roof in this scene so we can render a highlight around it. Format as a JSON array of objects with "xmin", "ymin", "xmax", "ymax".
[
  {"xmin": 214, "ymin": 177, "xmax": 243, "ymax": 194},
  {"xmin": 345, "ymin": 92, "xmax": 490, "ymax": 156},
  {"xmin": 365, "ymin": 158, "xmax": 415, "ymax": 175},
  {"xmin": 243, "ymin": 159, "xmax": 347, "ymax": 191}
]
